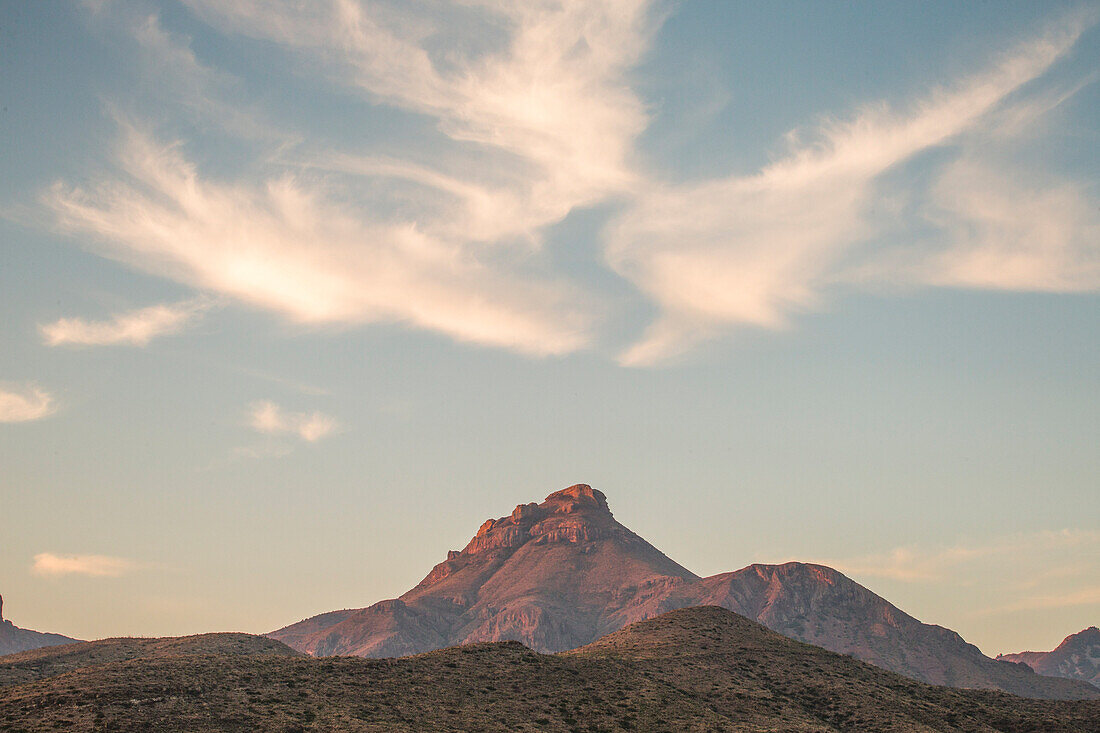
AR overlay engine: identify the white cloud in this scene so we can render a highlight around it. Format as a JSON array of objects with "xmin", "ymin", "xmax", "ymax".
[
  {"xmin": 32, "ymin": 553, "xmax": 139, "ymax": 578},
  {"xmin": 918, "ymin": 158, "xmax": 1100, "ymax": 291},
  {"xmin": 44, "ymin": 1, "xmax": 658, "ymax": 357},
  {"xmin": 0, "ymin": 384, "xmax": 57, "ymax": 422},
  {"xmin": 40, "ymin": 298, "xmax": 212, "ymax": 347},
  {"xmin": 248, "ymin": 400, "xmax": 338, "ymax": 442},
  {"xmin": 45, "ymin": 119, "xmax": 593, "ymax": 356},
  {"xmin": 606, "ymin": 11, "xmax": 1096, "ymax": 365},
  {"xmin": 36, "ymin": 4, "xmax": 1100, "ymax": 363}
]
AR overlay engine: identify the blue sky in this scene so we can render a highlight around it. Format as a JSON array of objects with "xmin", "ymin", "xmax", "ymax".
[{"xmin": 1, "ymin": 0, "xmax": 1097, "ymax": 655}]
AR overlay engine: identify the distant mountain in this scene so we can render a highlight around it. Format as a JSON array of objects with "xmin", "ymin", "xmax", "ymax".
[
  {"xmin": 5, "ymin": 607, "xmax": 1099, "ymax": 732},
  {"xmin": 998, "ymin": 627, "xmax": 1100, "ymax": 689},
  {"xmin": 0, "ymin": 595, "xmax": 78, "ymax": 656},
  {"xmin": 270, "ymin": 484, "xmax": 1098, "ymax": 700}
]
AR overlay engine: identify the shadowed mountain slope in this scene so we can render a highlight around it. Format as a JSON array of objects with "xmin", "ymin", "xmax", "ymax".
[
  {"xmin": 269, "ymin": 484, "xmax": 1097, "ymax": 700},
  {"xmin": 686, "ymin": 562, "xmax": 1095, "ymax": 699},
  {"xmin": 4, "ymin": 607, "xmax": 1100, "ymax": 732},
  {"xmin": 999, "ymin": 627, "xmax": 1100, "ymax": 689},
  {"xmin": 0, "ymin": 595, "xmax": 78, "ymax": 656}
]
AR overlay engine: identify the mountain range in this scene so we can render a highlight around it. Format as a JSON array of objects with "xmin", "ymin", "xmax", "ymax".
[
  {"xmin": 270, "ymin": 484, "xmax": 1097, "ymax": 700},
  {"xmin": 999, "ymin": 627, "xmax": 1100, "ymax": 689},
  {"xmin": 4, "ymin": 606, "xmax": 1099, "ymax": 732},
  {"xmin": 0, "ymin": 594, "xmax": 77, "ymax": 656}
]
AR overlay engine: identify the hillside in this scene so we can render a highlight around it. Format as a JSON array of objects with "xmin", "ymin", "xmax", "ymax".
[
  {"xmin": 270, "ymin": 484, "xmax": 1098, "ymax": 700},
  {"xmin": 2, "ymin": 607, "xmax": 1098, "ymax": 732},
  {"xmin": 0, "ymin": 632, "xmax": 300, "ymax": 689}
]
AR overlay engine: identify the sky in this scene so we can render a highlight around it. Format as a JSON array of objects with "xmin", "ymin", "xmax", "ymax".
[{"xmin": 0, "ymin": 0, "xmax": 1097, "ymax": 656}]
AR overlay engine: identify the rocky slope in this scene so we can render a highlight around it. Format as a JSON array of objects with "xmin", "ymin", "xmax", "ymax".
[
  {"xmin": 5, "ymin": 607, "xmax": 1100, "ymax": 732},
  {"xmin": 686, "ymin": 563, "xmax": 1094, "ymax": 698},
  {"xmin": 270, "ymin": 484, "xmax": 1097, "ymax": 700},
  {"xmin": 274, "ymin": 484, "xmax": 698, "ymax": 657},
  {"xmin": 999, "ymin": 627, "xmax": 1100, "ymax": 689},
  {"xmin": 0, "ymin": 594, "xmax": 78, "ymax": 656}
]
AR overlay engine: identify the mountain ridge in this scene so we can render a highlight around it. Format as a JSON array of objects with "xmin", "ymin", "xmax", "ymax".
[
  {"xmin": 998, "ymin": 627, "xmax": 1100, "ymax": 689},
  {"xmin": 269, "ymin": 484, "xmax": 1098, "ymax": 700}
]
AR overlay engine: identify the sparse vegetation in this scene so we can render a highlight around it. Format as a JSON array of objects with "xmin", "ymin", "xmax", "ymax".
[{"xmin": 1, "ymin": 608, "xmax": 1098, "ymax": 732}]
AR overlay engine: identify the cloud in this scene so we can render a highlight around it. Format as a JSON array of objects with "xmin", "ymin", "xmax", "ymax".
[
  {"xmin": 32, "ymin": 553, "xmax": 140, "ymax": 578},
  {"xmin": 821, "ymin": 529, "xmax": 1100, "ymax": 583},
  {"xmin": 40, "ymin": 298, "xmax": 212, "ymax": 347},
  {"xmin": 606, "ymin": 11, "xmax": 1096, "ymax": 365},
  {"xmin": 992, "ymin": 585, "xmax": 1100, "ymax": 612},
  {"xmin": 916, "ymin": 157, "xmax": 1100, "ymax": 291},
  {"xmin": 45, "ymin": 119, "xmax": 592, "ymax": 356},
  {"xmin": 36, "ymin": 4, "xmax": 1100, "ymax": 363},
  {"xmin": 0, "ymin": 384, "xmax": 57, "ymax": 422},
  {"xmin": 248, "ymin": 400, "xmax": 338, "ymax": 442},
  {"xmin": 43, "ymin": 0, "xmax": 660, "ymax": 357}
]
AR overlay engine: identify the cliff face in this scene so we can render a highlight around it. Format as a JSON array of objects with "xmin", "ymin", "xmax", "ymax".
[
  {"xmin": 0, "ymin": 595, "xmax": 78, "ymax": 657},
  {"xmin": 269, "ymin": 484, "xmax": 1099, "ymax": 700},
  {"xmin": 999, "ymin": 627, "xmax": 1100, "ymax": 689}
]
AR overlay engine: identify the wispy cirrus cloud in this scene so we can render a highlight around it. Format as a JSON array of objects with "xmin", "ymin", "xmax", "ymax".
[
  {"xmin": 45, "ymin": 118, "xmax": 593, "ymax": 356},
  {"xmin": 32, "ymin": 553, "xmax": 140, "ymax": 578},
  {"xmin": 43, "ymin": 0, "xmax": 655, "ymax": 357},
  {"xmin": 0, "ymin": 384, "xmax": 57, "ymax": 422},
  {"xmin": 34, "ymin": 3, "xmax": 1100, "ymax": 363},
  {"xmin": 607, "ymin": 11, "xmax": 1098, "ymax": 365},
  {"xmin": 40, "ymin": 298, "xmax": 213, "ymax": 347},
  {"xmin": 914, "ymin": 156, "xmax": 1100, "ymax": 291},
  {"xmin": 818, "ymin": 529, "xmax": 1100, "ymax": 583},
  {"xmin": 990, "ymin": 585, "xmax": 1100, "ymax": 613},
  {"xmin": 248, "ymin": 400, "xmax": 338, "ymax": 442}
]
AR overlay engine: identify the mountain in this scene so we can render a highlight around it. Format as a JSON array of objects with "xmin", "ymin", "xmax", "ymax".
[
  {"xmin": 270, "ymin": 484, "xmax": 1098, "ymax": 700},
  {"xmin": 998, "ymin": 627, "xmax": 1100, "ymax": 689},
  {"xmin": 0, "ymin": 594, "xmax": 78, "ymax": 656},
  {"xmin": 5, "ymin": 607, "xmax": 1099, "ymax": 732},
  {"xmin": 687, "ymin": 563, "xmax": 1095, "ymax": 698},
  {"xmin": 273, "ymin": 484, "xmax": 698, "ymax": 657}
]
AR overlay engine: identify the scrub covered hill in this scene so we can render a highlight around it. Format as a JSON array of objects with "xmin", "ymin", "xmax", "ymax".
[{"xmin": 2, "ymin": 606, "xmax": 1099, "ymax": 732}]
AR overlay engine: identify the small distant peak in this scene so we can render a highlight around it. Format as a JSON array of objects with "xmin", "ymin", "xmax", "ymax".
[{"xmin": 542, "ymin": 484, "xmax": 610, "ymax": 514}]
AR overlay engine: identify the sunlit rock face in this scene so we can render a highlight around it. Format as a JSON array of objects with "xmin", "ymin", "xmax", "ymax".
[
  {"xmin": 998, "ymin": 627, "xmax": 1100, "ymax": 689},
  {"xmin": 268, "ymin": 484, "xmax": 1095, "ymax": 700}
]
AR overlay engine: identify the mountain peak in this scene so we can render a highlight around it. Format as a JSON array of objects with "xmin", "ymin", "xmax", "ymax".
[
  {"xmin": 457, "ymin": 484, "xmax": 615, "ymax": 559},
  {"xmin": 542, "ymin": 484, "xmax": 610, "ymax": 513}
]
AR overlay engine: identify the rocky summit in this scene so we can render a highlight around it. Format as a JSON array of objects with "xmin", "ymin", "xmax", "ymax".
[
  {"xmin": 999, "ymin": 627, "xmax": 1100, "ymax": 689},
  {"xmin": 269, "ymin": 485, "xmax": 1098, "ymax": 701}
]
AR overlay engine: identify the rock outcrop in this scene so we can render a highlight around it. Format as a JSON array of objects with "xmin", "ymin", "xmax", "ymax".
[
  {"xmin": 998, "ymin": 627, "xmax": 1100, "ymax": 689},
  {"xmin": 0, "ymin": 595, "xmax": 78, "ymax": 657},
  {"xmin": 269, "ymin": 484, "xmax": 1098, "ymax": 700}
]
